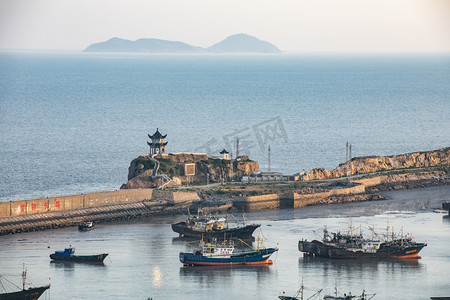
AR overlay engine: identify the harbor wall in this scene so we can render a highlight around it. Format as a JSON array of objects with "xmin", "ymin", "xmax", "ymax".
[
  {"xmin": 234, "ymin": 172, "xmax": 448, "ymax": 212},
  {"xmin": 235, "ymin": 184, "xmax": 366, "ymax": 211},
  {"xmin": 234, "ymin": 194, "xmax": 280, "ymax": 211},
  {"xmin": 0, "ymin": 188, "xmax": 204, "ymax": 219},
  {"xmin": 151, "ymin": 190, "xmax": 201, "ymax": 204},
  {"xmin": 0, "ymin": 189, "xmax": 153, "ymax": 219}
]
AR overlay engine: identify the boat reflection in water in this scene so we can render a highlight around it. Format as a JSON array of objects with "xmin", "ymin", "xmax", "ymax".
[
  {"xmin": 179, "ymin": 264, "xmax": 272, "ymax": 283},
  {"xmin": 300, "ymin": 254, "xmax": 421, "ymax": 270}
]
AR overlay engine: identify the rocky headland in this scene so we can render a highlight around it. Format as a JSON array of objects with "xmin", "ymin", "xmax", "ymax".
[
  {"xmin": 120, "ymin": 147, "xmax": 449, "ymax": 212},
  {"xmin": 121, "ymin": 153, "xmax": 259, "ymax": 189},
  {"xmin": 298, "ymin": 147, "xmax": 449, "ymax": 181}
]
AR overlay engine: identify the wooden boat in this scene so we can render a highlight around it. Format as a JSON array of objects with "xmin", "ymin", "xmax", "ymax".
[
  {"xmin": 78, "ymin": 221, "xmax": 94, "ymax": 231},
  {"xmin": 180, "ymin": 237, "xmax": 277, "ymax": 266},
  {"xmin": 0, "ymin": 264, "xmax": 50, "ymax": 300},
  {"xmin": 50, "ymin": 247, "xmax": 108, "ymax": 263},
  {"xmin": 172, "ymin": 211, "xmax": 260, "ymax": 239}
]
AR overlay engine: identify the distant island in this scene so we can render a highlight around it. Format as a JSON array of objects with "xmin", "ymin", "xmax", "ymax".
[{"xmin": 83, "ymin": 33, "xmax": 282, "ymax": 53}]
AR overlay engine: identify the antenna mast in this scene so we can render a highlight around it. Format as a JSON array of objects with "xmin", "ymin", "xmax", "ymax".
[
  {"xmin": 230, "ymin": 150, "xmax": 233, "ymax": 181},
  {"xmin": 349, "ymin": 144, "xmax": 352, "ymax": 184}
]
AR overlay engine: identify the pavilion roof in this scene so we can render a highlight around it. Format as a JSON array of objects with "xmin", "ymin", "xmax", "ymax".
[{"xmin": 148, "ymin": 128, "xmax": 167, "ymax": 139}]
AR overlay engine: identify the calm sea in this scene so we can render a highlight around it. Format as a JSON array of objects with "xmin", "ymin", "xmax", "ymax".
[
  {"xmin": 0, "ymin": 52, "xmax": 449, "ymax": 201},
  {"xmin": 0, "ymin": 186, "xmax": 449, "ymax": 299}
]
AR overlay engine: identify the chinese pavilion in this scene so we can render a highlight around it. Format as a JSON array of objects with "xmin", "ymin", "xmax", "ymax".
[{"xmin": 147, "ymin": 128, "xmax": 168, "ymax": 155}]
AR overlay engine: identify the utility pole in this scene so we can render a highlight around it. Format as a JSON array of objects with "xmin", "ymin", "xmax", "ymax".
[
  {"xmin": 348, "ymin": 144, "xmax": 352, "ymax": 184},
  {"xmin": 346, "ymin": 142, "xmax": 349, "ymax": 163},
  {"xmin": 230, "ymin": 151, "xmax": 233, "ymax": 181},
  {"xmin": 345, "ymin": 142, "xmax": 349, "ymax": 178},
  {"xmin": 268, "ymin": 145, "xmax": 271, "ymax": 173}
]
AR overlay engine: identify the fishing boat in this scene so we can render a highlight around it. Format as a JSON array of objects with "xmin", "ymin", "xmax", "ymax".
[
  {"xmin": 49, "ymin": 246, "xmax": 108, "ymax": 263},
  {"xmin": 0, "ymin": 264, "xmax": 50, "ymax": 300},
  {"xmin": 179, "ymin": 237, "xmax": 278, "ymax": 266},
  {"xmin": 172, "ymin": 210, "xmax": 260, "ymax": 239},
  {"xmin": 298, "ymin": 222, "xmax": 426, "ymax": 259},
  {"xmin": 323, "ymin": 288, "xmax": 375, "ymax": 300},
  {"xmin": 78, "ymin": 221, "xmax": 94, "ymax": 231},
  {"xmin": 278, "ymin": 281, "xmax": 322, "ymax": 300}
]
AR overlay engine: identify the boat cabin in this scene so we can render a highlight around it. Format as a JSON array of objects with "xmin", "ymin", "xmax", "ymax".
[
  {"xmin": 200, "ymin": 240, "xmax": 234, "ymax": 258},
  {"xmin": 361, "ymin": 241, "xmax": 381, "ymax": 252},
  {"xmin": 54, "ymin": 248, "xmax": 75, "ymax": 257}
]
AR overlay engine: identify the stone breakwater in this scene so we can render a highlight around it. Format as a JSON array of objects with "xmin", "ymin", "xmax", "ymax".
[
  {"xmin": 1, "ymin": 171, "xmax": 448, "ymax": 235},
  {"xmin": 0, "ymin": 189, "xmax": 200, "ymax": 234},
  {"xmin": 234, "ymin": 171, "xmax": 449, "ymax": 211},
  {"xmin": 298, "ymin": 147, "xmax": 449, "ymax": 181}
]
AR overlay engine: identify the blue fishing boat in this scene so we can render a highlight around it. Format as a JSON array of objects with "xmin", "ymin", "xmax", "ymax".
[
  {"xmin": 179, "ymin": 238, "xmax": 278, "ymax": 266},
  {"xmin": 50, "ymin": 247, "xmax": 108, "ymax": 263}
]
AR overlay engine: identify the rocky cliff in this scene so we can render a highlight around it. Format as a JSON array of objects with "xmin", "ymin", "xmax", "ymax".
[
  {"xmin": 121, "ymin": 153, "xmax": 259, "ymax": 189},
  {"xmin": 298, "ymin": 147, "xmax": 449, "ymax": 181}
]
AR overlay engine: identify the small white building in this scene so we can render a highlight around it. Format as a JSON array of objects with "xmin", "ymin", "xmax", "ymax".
[
  {"xmin": 220, "ymin": 149, "xmax": 230, "ymax": 160},
  {"xmin": 260, "ymin": 172, "xmax": 283, "ymax": 181}
]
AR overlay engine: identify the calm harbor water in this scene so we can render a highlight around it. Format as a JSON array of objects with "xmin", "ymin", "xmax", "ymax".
[
  {"xmin": 1, "ymin": 51, "xmax": 449, "ymax": 299},
  {"xmin": 0, "ymin": 186, "xmax": 449, "ymax": 299},
  {"xmin": 1, "ymin": 52, "xmax": 450, "ymax": 201}
]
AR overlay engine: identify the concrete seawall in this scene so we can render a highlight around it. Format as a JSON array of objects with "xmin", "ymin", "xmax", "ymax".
[
  {"xmin": 234, "ymin": 185, "xmax": 365, "ymax": 211},
  {"xmin": 0, "ymin": 189, "xmax": 202, "ymax": 234},
  {"xmin": 0, "ymin": 189, "xmax": 201, "ymax": 220},
  {"xmin": 0, "ymin": 189, "xmax": 154, "ymax": 219}
]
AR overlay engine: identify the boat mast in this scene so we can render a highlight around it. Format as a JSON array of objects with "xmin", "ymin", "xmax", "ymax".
[
  {"xmin": 401, "ymin": 227, "xmax": 404, "ymax": 247},
  {"xmin": 350, "ymin": 219, "xmax": 354, "ymax": 237},
  {"xmin": 226, "ymin": 213, "xmax": 229, "ymax": 229},
  {"xmin": 323, "ymin": 225, "xmax": 328, "ymax": 242},
  {"xmin": 22, "ymin": 263, "xmax": 26, "ymax": 291},
  {"xmin": 257, "ymin": 235, "xmax": 260, "ymax": 250},
  {"xmin": 386, "ymin": 221, "xmax": 390, "ymax": 242}
]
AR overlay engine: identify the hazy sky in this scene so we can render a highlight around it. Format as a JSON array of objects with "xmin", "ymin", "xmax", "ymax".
[{"xmin": 1, "ymin": 0, "xmax": 449, "ymax": 52}]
